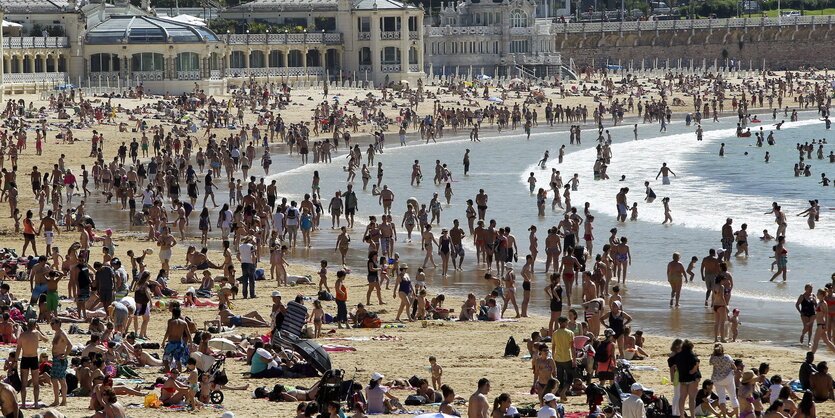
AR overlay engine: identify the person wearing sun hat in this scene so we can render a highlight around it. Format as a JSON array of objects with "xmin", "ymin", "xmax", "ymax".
[
  {"xmin": 366, "ymin": 372, "xmax": 400, "ymax": 414},
  {"xmin": 537, "ymin": 393, "xmax": 559, "ymax": 418}
]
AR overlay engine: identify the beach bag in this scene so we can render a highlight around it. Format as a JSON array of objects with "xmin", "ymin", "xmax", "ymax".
[
  {"xmin": 361, "ymin": 317, "xmax": 382, "ymax": 328},
  {"xmin": 404, "ymin": 394, "xmax": 427, "ymax": 405},
  {"xmin": 317, "ymin": 290, "xmax": 334, "ymax": 301},
  {"xmin": 144, "ymin": 393, "xmax": 162, "ymax": 408},
  {"xmin": 408, "ymin": 376, "xmax": 422, "ymax": 388},
  {"xmin": 504, "ymin": 336, "xmax": 520, "ymax": 357},
  {"xmin": 594, "ymin": 341, "xmax": 611, "ymax": 363}
]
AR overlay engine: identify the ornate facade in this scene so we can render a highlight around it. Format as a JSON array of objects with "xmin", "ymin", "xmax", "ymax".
[
  {"xmin": 0, "ymin": 0, "xmax": 426, "ymax": 94},
  {"xmin": 425, "ymin": 0, "xmax": 568, "ymax": 78}
]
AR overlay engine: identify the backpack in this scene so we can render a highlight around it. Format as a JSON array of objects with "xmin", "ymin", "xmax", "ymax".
[
  {"xmin": 317, "ymin": 290, "xmax": 334, "ymax": 301},
  {"xmin": 594, "ymin": 341, "xmax": 611, "ymax": 363},
  {"xmin": 287, "ymin": 208, "xmax": 298, "ymax": 219},
  {"xmin": 404, "ymin": 394, "xmax": 427, "ymax": 406},
  {"xmin": 504, "ymin": 336, "xmax": 520, "ymax": 357}
]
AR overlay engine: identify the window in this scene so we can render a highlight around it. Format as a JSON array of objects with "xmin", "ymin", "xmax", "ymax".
[
  {"xmin": 408, "ymin": 16, "xmax": 418, "ymax": 31},
  {"xmin": 511, "ymin": 10, "xmax": 527, "ymax": 27},
  {"xmin": 90, "ymin": 53, "xmax": 120, "ymax": 72},
  {"xmin": 381, "ymin": 17, "xmax": 400, "ymax": 32},
  {"xmin": 249, "ymin": 51, "xmax": 265, "ymax": 68},
  {"xmin": 359, "ymin": 47, "xmax": 371, "ymax": 65},
  {"xmin": 131, "ymin": 52, "xmax": 164, "ymax": 72},
  {"xmin": 510, "ymin": 40, "xmax": 528, "ymax": 53},
  {"xmin": 358, "ymin": 17, "xmax": 370, "ymax": 33},
  {"xmin": 380, "ymin": 47, "xmax": 400, "ymax": 64},
  {"xmin": 230, "ymin": 51, "xmax": 245, "ymax": 68},
  {"xmin": 269, "ymin": 51, "xmax": 284, "ymax": 68},
  {"xmin": 409, "ymin": 47, "xmax": 418, "ymax": 64},
  {"xmin": 175, "ymin": 52, "xmax": 199, "ymax": 72}
]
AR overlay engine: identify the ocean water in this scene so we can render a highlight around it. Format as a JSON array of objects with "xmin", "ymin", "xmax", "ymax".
[{"xmin": 87, "ymin": 110, "xmax": 835, "ymax": 346}]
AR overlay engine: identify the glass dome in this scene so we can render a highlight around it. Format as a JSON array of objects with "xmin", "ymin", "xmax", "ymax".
[{"xmin": 86, "ymin": 15, "xmax": 220, "ymax": 44}]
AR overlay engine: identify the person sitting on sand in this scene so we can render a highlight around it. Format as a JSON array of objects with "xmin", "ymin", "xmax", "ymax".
[
  {"xmin": 809, "ymin": 361, "xmax": 834, "ymax": 402},
  {"xmin": 459, "ymin": 294, "xmax": 477, "ymax": 321},
  {"xmin": 366, "ymin": 373, "xmax": 401, "ymax": 414}
]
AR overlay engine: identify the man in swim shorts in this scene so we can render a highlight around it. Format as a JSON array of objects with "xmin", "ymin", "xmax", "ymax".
[
  {"xmin": 700, "ymin": 249, "xmax": 720, "ymax": 307},
  {"xmin": 162, "ymin": 307, "xmax": 191, "ymax": 371}
]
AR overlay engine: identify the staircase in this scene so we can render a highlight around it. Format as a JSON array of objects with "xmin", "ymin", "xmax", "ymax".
[{"xmin": 514, "ymin": 64, "xmax": 537, "ymax": 79}]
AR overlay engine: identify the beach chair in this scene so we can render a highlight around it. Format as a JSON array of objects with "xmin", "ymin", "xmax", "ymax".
[{"xmin": 280, "ymin": 301, "xmax": 308, "ymax": 338}]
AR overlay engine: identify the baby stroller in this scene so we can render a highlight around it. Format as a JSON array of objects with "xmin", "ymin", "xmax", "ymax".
[
  {"xmin": 203, "ymin": 356, "xmax": 228, "ymax": 404},
  {"xmin": 314, "ymin": 368, "xmax": 356, "ymax": 413}
]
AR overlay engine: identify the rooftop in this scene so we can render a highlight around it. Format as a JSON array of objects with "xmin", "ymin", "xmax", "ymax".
[
  {"xmin": 85, "ymin": 15, "xmax": 221, "ymax": 44},
  {"xmin": 0, "ymin": 0, "xmax": 69, "ymax": 14},
  {"xmin": 225, "ymin": 0, "xmax": 415, "ymax": 12}
]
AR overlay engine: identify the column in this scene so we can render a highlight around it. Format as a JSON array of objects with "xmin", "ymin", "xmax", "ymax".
[
  {"xmin": 245, "ymin": 50, "xmax": 251, "ymax": 76},
  {"xmin": 264, "ymin": 48, "xmax": 270, "ymax": 77},
  {"xmin": 27, "ymin": 55, "xmax": 35, "ymax": 73},
  {"xmin": 417, "ymin": 14, "xmax": 425, "ymax": 74},
  {"xmin": 40, "ymin": 55, "xmax": 47, "ymax": 73},
  {"xmin": 370, "ymin": 13, "xmax": 381, "ymax": 74},
  {"xmin": 399, "ymin": 16, "xmax": 409, "ymax": 73}
]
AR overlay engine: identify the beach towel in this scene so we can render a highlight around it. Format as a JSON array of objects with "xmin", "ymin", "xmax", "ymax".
[{"xmin": 322, "ymin": 344, "xmax": 356, "ymax": 352}]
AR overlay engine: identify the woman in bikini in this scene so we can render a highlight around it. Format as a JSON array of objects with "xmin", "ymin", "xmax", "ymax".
[
  {"xmin": 711, "ymin": 275, "xmax": 729, "ymax": 343},
  {"xmin": 401, "ymin": 205, "xmax": 417, "ymax": 242},
  {"xmin": 811, "ymin": 288, "xmax": 835, "ymax": 353},
  {"xmin": 421, "ymin": 225, "xmax": 439, "ymax": 269},
  {"xmin": 559, "ymin": 248, "xmax": 581, "ymax": 306},
  {"xmin": 544, "ymin": 273, "xmax": 563, "ymax": 332},
  {"xmin": 532, "ymin": 344, "xmax": 558, "ymax": 406}
]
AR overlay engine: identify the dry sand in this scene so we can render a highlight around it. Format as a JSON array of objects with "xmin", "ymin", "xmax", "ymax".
[{"xmin": 0, "ymin": 73, "xmax": 830, "ymax": 417}]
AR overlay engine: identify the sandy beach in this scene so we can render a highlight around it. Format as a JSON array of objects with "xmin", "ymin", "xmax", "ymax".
[{"xmin": 0, "ymin": 70, "xmax": 833, "ymax": 418}]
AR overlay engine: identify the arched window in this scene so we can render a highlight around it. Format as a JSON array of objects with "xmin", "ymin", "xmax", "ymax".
[
  {"xmin": 358, "ymin": 47, "xmax": 371, "ymax": 65},
  {"xmin": 249, "ymin": 51, "xmax": 265, "ymax": 68},
  {"xmin": 230, "ymin": 51, "xmax": 245, "ymax": 68},
  {"xmin": 176, "ymin": 52, "xmax": 200, "ymax": 71},
  {"xmin": 131, "ymin": 52, "xmax": 164, "ymax": 72},
  {"xmin": 287, "ymin": 50, "xmax": 304, "ymax": 67},
  {"xmin": 511, "ymin": 9, "xmax": 527, "ymax": 27},
  {"xmin": 408, "ymin": 47, "xmax": 418, "ymax": 64}
]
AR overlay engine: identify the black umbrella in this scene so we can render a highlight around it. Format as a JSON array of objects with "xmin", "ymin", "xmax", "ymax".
[{"xmin": 291, "ymin": 338, "xmax": 332, "ymax": 373}]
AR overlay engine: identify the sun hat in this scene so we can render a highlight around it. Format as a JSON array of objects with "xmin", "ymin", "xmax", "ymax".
[
  {"xmin": 543, "ymin": 393, "xmax": 557, "ymax": 402},
  {"xmin": 371, "ymin": 372, "xmax": 385, "ymax": 381},
  {"xmin": 271, "ymin": 291, "xmax": 281, "ymax": 297},
  {"xmin": 630, "ymin": 383, "xmax": 646, "ymax": 391},
  {"xmin": 741, "ymin": 370, "xmax": 756, "ymax": 384},
  {"xmin": 604, "ymin": 328, "xmax": 615, "ymax": 337}
]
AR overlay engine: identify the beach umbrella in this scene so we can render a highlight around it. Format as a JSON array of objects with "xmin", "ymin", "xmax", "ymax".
[
  {"xmin": 291, "ymin": 337, "xmax": 332, "ymax": 373},
  {"xmin": 476, "ymin": 74, "xmax": 491, "ymax": 80},
  {"xmin": 413, "ymin": 414, "xmax": 459, "ymax": 418},
  {"xmin": 487, "ymin": 97, "xmax": 503, "ymax": 103},
  {"xmin": 208, "ymin": 338, "xmax": 238, "ymax": 352},
  {"xmin": 510, "ymin": 78, "xmax": 523, "ymax": 83}
]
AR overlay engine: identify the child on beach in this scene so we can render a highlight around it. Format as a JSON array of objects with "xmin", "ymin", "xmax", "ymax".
[
  {"xmin": 415, "ymin": 289, "xmax": 427, "ymax": 320},
  {"xmin": 308, "ymin": 300, "xmax": 325, "ymax": 338},
  {"xmin": 729, "ymin": 308, "xmax": 741, "ymax": 342},
  {"xmin": 415, "ymin": 268, "xmax": 426, "ymax": 294},
  {"xmin": 629, "ymin": 203, "xmax": 638, "ymax": 221},
  {"xmin": 318, "ymin": 260, "xmax": 331, "ymax": 293},
  {"xmin": 761, "ymin": 229, "xmax": 774, "ymax": 240},
  {"xmin": 185, "ymin": 358, "xmax": 200, "ymax": 410},
  {"xmin": 686, "ymin": 256, "xmax": 698, "ymax": 281},
  {"xmin": 429, "ymin": 356, "xmax": 443, "ymax": 390},
  {"xmin": 12, "ymin": 209, "xmax": 19, "ymax": 233},
  {"xmin": 380, "ymin": 257, "xmax": 390, "ymax": 290}
]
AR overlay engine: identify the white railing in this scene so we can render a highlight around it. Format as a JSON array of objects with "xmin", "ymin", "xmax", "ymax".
[
  {"xmin": 3, "ymin": 37, "xmax": 69, "ymax": 49},
  {"xmin": 358, "ymin": 65, "xmax": 372, "ymax": 74},
  {"xmin": 358, "ymin": 32, "xmax": 371, "ymax": 40},
  {"xmin": 426, "ymin": 26, "xmax": 502, "ymax": 37},
  {"xmin": 210, "ymin": 70, "xmax": 222, "ymax": 79},
  {"xmin": 408, "ymin": 64, "xmax": 419, "ymax": 72},
  {"xmin": 409, "ymin": 31, "xmax": 420, "ymax": 40},
  {"xmin": 381, "ymin": 31, "xmax": 401, "ymax": 40},
  {"xmin": 509, "ymin": 27, "xmax": 534, "ymax": 36},
  {"xmin": 177, "ymin": 70, "xmax": 201, "ymax": 80},
  {"xmin": 90, "ymin": 72, "xmax": 121, "ymax": 85},
  {"xmin": 548, "ymin": 15, "xmax": 827, "ymax": 34},
  {"xmin": 381, "ymin": 64, "xmax": 401, "ymax": 73},
  {"xmin": 224, "ymin": 66, "xmax": 324, "ymax": 77},
  {"xmin": 225, "ymin": 32, "xmax": 343, "ymax": 45},
  {"xmin": 4, "ymin": 72, "xmax": 67, "ymax": 83},
  {"xmin": 133, "ymin": 71, "xmax": 164, "ymax": 81}
]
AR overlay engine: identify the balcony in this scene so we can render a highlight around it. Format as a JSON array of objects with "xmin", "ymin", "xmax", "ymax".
[
  {"xmin": 210, "ymin": 70, "xmax": 222, "ymax": 80},
  {"xmin": 425, "ymin": 26, "xmax": 502, "ymax": 37},
  {"xmin": 408, "ymin": 64, "xmax": 419, "ymax": 72},
  {"xmin": 358, "ymin": 65, "xmax": 372, "ymax": 74},
  {"xmin": 409, "ymin": 31, "xmax": 420, "ymax": 40},
  {"xmin": 358, "ymin": 32, "xmax": 371, "ymax": 41},
  {"xmin": 381, "ymin": 64, "xmax": 401, "ymax": 73},
  {"xmin": 381, "ymin": 31, "xmax": 401, "ymax": 40},
  {"xmin": 4, "ymin": 72, "xmax": 67, "ymax": 84},
  {"xmin": 225, "ymin": 32, "xmax": 343, "ymax": 45},
  {"xmin": 224, "ymin": 67, "xmax": 325, "ymax": 77},
  {"xmin": 133, "ymin": 71, "xmax": 164, "ymax": 81},
  {"xmin": 3, "ymin": 37, "xmax": 69, "ymax": 49},
  {"xmin": 177, "ymin": 70, "xmax": 201, "ymax": 80}
]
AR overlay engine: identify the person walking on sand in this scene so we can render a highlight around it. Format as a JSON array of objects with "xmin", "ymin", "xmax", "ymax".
[
  {"xmin": 667, "ymin": 252, "xmax": 685, "ymax": 307},
  {"xmin": 655, "ymin": 163, "xmax": 676, "ymax": 185}
]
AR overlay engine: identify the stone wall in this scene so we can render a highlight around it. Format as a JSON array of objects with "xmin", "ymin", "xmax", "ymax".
[{"xmin": 558, "ymin": 26, "xmax": 835, "ymax": 70}]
